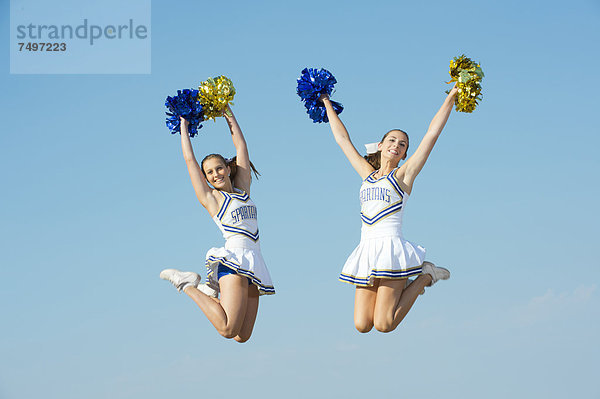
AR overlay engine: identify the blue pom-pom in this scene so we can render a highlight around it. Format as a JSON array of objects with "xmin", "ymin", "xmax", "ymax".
[
  {"xmin": 296, "ymin": 68, "xmax": 337, "ymax": 101},
  {"xmin": 304, "ymin": 99, "xmax": 344, "ymax": 123},
  {"xmin": 165, "ymin": 89, "xmax": 204, "ymax": 137},
  {"xmin": 296, "ymin": 68, "xmax": 343, "ymax": 123}
]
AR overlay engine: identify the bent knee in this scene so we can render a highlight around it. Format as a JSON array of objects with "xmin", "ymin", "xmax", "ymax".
[
  {"xmin": 373, "ymin": 319, "xmax": 396, "ymax": 333},
  {"xmin": 219, "ymin": 327, "xmax": 240, "ymax": 339},
  {"xmin": 354, "ymin": 319, "xmax": 374, "ymax": 333},
  {"xmin": 234, "ymin": 334, "xmax": 251, "ymax": 343}
]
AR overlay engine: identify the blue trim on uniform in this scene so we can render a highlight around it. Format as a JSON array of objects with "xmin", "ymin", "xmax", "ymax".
[
  {"xmin": 206, "ymin": 255, "xmax": 276, "ymax": 294},
  {"xmin": 360, "ymin": 168, "xmax": 405, "ymax": 226},
  {"xmin": 361, "ymin": 202, "xmax": 404, "ymax": 225},
  {"xmin": 365, "ymin": 168, "xmax": 397, "ymax": 184},
  {"xmin": 386, "ymin": 171, "xmax": 404, "ymax": 199},
  {"xmin": 216, "ymin": 193, "xmax": 231, "ymax": 220},
  {"xmin": 228, "ymin": 191, "xmax": 249, "ymax": 201},
  {"xmin": 365, "ymin": 170, "xmax": 386, "ymax": 183},
  {"xmin": 217, "ymin": 190, "xmax": 251, "ymax": 220},
  {"xmin": 339, "ymin": 266, "xmax": 423, "ymax": 286},
  {"xmin": 221, "ymin": 225, "xmax": 260, "ymax": 241},
  {"xmin": 216, "ymin": 190, "xmax": 259, "ymax": 241}
]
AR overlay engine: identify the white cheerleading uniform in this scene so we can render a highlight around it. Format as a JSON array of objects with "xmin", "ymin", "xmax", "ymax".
[
  {"xmin": 340, "ymin": 168, "xmax": 426, "ymax": 286},
  {"xmin": 205, "ymin": 189, "xmax": 275, "ymax": 295}
]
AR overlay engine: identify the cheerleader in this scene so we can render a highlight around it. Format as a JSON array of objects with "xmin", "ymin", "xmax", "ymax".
[
  {"xmin": 160, "ymin": 106, "xmax": 274, "ymax": 343},
  {"xmin": 320, "ymin": 85, "xmax": 458, "ymax": 333}
]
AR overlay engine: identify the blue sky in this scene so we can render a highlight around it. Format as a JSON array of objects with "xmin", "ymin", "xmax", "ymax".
[{"xmin": 1, "ymin": 0, "xmax": 599, "ymax": 398}]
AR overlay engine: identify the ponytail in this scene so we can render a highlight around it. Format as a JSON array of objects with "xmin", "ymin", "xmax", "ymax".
[
  {"xmin": 364, "ymin": 152, "xmax": 381, "ymax": 169},
  {"xmin": 226, "ymin": 156, "xmax": 261, "ymax": 180}
]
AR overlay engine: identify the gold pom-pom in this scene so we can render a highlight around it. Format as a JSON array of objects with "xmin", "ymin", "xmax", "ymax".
[
  {"xmin": 447, "ymin": 55, "xmax": 484, "ymax": 113},
  {"xmin": 198, "ymin": 75, "xmax": 236, "ymax": 120}
]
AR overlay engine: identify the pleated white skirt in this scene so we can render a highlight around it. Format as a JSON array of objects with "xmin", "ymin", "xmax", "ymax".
[
  {"xmin": 339, "ymin": 235, "xmax": 426, "ymax": 287},
  {"xmin": 205, "ymin": 240, "xmax": 275, "ymax": 295}
]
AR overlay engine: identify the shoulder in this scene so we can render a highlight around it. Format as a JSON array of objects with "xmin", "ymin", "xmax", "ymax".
[
  {"xmin": 358, "ymin": 163, "xmax": 377, "ymax": 180},
  {"xmin": 232, "ymin": 186, "xmax": 250, "ymax": 198},
  {"xmin": 203, "ymin": 189, "xmax": 226, "ymax": 217},
  {"xmin": 362, "ymin": 169, "xmax": 377, "ymax": 183},
  {"xmin": 233, "ymin": 179, "xmax": 251, "ymax": 195},
  {"xmin": 392, "ymin": 164, "xmax": 412, "ymax": 195}
]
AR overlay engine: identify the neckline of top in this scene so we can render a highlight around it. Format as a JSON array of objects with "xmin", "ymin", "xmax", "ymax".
[{"xmin": 366, "ymin": 168, "xmax": 397, "ymax": 182}]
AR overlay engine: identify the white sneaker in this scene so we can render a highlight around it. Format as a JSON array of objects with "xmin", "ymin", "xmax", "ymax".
[
  {"xmin": 421, "ymin": 261, "xmax": 450, "ymax": 286},
  {"xmin": 159, "ymin": 268, "xmax": 201, "ymax": 292},
  {"xmin": 197, "ymin": 282, "xmax": 219, "ymax": 298}
]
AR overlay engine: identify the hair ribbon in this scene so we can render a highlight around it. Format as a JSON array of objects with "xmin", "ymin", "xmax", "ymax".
[{"xmin": 364, "ymin": 142, "xmax": 379, "ymax": 155}]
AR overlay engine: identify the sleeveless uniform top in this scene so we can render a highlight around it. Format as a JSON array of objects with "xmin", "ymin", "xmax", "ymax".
[
  {"xmin": 360, "ymin": 168, "xmax": 406, "ymax": 239},
  {"xmin": 339, "ymin": 168, "xmax": 425, "ymax": 286},
  {"xmin": 206, "ymin": 188, "xmax": 275, "ymax": 295},
  {"xmin": 212, "ymin": 189, "xmax": 260, "ymax": 249}
]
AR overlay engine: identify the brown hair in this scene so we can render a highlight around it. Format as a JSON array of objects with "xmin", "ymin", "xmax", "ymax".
[
  {"xmin": 200, "ymin": 154, "xmax": 260, "ymax": 182},
  {"xmin": 363, "ymin": 129, "xmax": 409, "ymax": 169}
]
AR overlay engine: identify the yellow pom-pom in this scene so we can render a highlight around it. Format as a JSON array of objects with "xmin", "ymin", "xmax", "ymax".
[
  {"xmin": 447, "ymin": 55, "xmax": 484, "ymax": 113},
  {"xmin": 198, "ymin": 75, "xmax": 236, "ymax": 121}
]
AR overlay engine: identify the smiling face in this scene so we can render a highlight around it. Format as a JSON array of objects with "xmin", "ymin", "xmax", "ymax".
[
  {"xmin": 378, "ymin": 130, "xmax": 409, "ymax": 162},
  {"xmin": 202, "ymin": 156, "xmax": 231, "ymax": 190}
]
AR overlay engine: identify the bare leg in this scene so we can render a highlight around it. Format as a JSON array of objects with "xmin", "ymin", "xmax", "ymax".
[
  {"xmin": 353, "ymin": 280, "xmax": 379, "ymax": 333},
  {"xmin": 184, "ymin": 274, "xmax": 249, "ymax": 339},
  {"xmin": 373, "ymin": 274, "xmax": 432, "ymax": 333},
  {"xmin": 234, "ymin": 284, "xmax": 260, "ymax": 343}
]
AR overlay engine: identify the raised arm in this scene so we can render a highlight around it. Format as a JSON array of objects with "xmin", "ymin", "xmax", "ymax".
[
  {"xmin": 397, "ymin": 86, "xmax": 458, "ymax": 192},
  {"xmin": 223, "ymin": 106, "xmax": 252, "ymax": 194},
  {"xmin": 321, "ymin": 95, "xmax": 374, "ymax": 179},
  {"xmin": 180, "ymin": 118, "xmax": 220, "ymax": 214}
]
